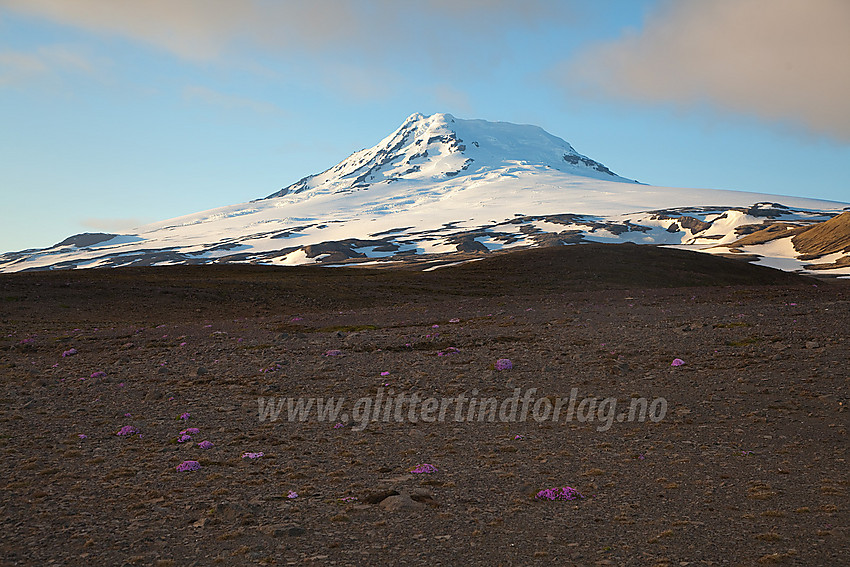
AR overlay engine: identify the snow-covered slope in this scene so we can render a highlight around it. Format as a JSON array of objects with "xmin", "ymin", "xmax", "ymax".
[{"xmin": 1, "ymin": 113, "xmax": 848, "ymax": 275}]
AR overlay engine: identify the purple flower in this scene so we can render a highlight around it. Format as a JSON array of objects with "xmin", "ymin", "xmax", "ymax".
[
  {"xmin": 431, "ymin": 324, "xmax": 439, "ymax": 328},
  {"xmin": 197, "ymin": 440, "xmax": 214, "ymax": 449},
  {"xmin": 324, "ymin": 349, "xmax": 342, "ymax": 357},
  {"xmin": 179, "ymin": 412, "xmax": 190, "ymax": 420},
  {"xmin": 449, "ymin": 318, "xmax": 460, "ymax": 323},
  {"xmin": 124, "ymin": 413, "xmax": 132, "ymax": 418},
  {"xmin": 177, "ymin": 434, "xmax": 192, "ymax": 443},
  {"xmin": 671, "ymin": 358, "xmax": 685, "ymax": 367},
  {"xmin": 78, "ymin": 434, "xmax": 88, "ymax": 439},
  {"xmin": 514, "ymin": 435, "xmax": 524, "ymax": 440},
  {"xmin": 411, "ymin": 463, "xmax": 438, "ymax": 474},
  {"xmin": 287, "ymin": 490, "xmax": 298, "ymax": 498},
  {"xmin": 290, "ymin": 316, "xmax": 303, "ymax": 322},
  {"xmin": 116, "ymin": 425, "xmax": 138, "ymax": 436},
  {"xmin": 241, "ymin": 452, "xmax": 264, "ymax": 459},
  {"xmin": 535, "ymin": 486, "xmax": 584, "ymax": 501},
  {"xmin": 333, "ymin": 423, "xmax": 345, "ymax": 429},
  {"xmin": 62, "ymin": 348, "xmax": 78, "ymax": 357},
  {"xmin": 175, "ymin": 460, "xmax": 201, "ymax": 472},
  {"xmin": 380, "ymin": 371, "xmax": 390, "ymax": 376},
  {"xmin": 90, "ymin": 371, "xmax": 107, "ymax": 378},
  {"xmin": 495, "ymin": 358, "xmax": 513, "ymax": 371},
  {"xmin": 181, "ymin": 427, "xmax": 200, "ymax": 435}
]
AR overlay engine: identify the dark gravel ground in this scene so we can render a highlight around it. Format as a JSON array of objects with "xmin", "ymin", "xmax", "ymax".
[{"xmin": 0, "ymin": 244, "xmax": 847, "ymax": 566}]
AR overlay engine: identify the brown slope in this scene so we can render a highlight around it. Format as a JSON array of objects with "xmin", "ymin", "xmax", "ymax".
[
  {"xmin": 729, "ymin": 223, "xmax": 808, "ymax": 247},
  {"xmin": 792, "ymin": 211, "xmax": 850, "ymax": 259}
]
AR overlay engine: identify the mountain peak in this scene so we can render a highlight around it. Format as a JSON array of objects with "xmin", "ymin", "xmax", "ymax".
[
  {"xmin": 265, "ymin": 113, "xmax": 631, "ymax": 199},
  {"xmin": 2, "ymin": 110, "xmax": 847, "ymax": 274}
]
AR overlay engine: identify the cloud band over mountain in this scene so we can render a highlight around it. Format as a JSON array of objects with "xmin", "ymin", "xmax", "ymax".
[{"xmin": 4, "ymin": 0, "xmax": 847, "ymax": 140}]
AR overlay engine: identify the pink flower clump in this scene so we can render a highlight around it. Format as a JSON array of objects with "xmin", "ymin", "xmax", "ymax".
[
  {"xmin": 116, "ymin": 425, "xmax": 138, "ymax": 436},
  {"xmin": 179, "ymin": 412, "xmax": 190, "ymax": 420},
  {"xmin": 535, "ymin": 486, "xmax": 584, "ymax": 501},
  {"xmin": 181, "ymin": 428, "xmax": 200, "ymax": 435},
  {"xmin": 671, "ymin": 358, "xmax": 685, "ymax": 367},
  {"xmin": 241, "ymin": 452, "xmax": 264, "ymax": 459},
  {"xmin": 495, "ymin": 358, "xmax": 513, "ymax": 371},
  {"xmin": 438, "ymin": 347, "xmax": 460, "ymax": 357},
  {"xmin": 287, "ymin": 490, "xmax": 298, "ymax": 498},
  {"xmin": 62, "ymin": 348, "xmax": 78, "ymax": 357},
  {"xmin": 324, "ymin": 349, "xmax": 342, "ymax": 357},
  {"xmin": 177, "ymin": 434, "xmax": 192, "ymax": 443},
  {"xmin": 90, "ymin": 371, "xmax": 107, "ymax": 378},
  {"xmin": 411, "ymin": 463, "xmax": 438, "ymax": 474},
  {"xmin": 175, "ymin": 460, "xmax": 201, "ymax": 472},
  {"xmin": 197, "ymin": 440, "xmax": 214, "ymax": 449}
]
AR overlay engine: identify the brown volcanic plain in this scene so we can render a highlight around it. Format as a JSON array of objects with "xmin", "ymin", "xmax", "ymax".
[{"xmin": 1, "ymin": 243, "xmax": 847, "ymax": 566}]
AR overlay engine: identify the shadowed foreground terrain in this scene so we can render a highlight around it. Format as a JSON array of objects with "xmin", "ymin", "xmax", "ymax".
[{"xmin": 1, "ymin": 244, "xmax": 847, "ymax": 566}]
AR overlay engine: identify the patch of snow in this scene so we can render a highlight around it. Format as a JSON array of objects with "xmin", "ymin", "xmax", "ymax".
[{"xmin": 423, "ymin": 258, "xmax": 485, "ymax": 271}]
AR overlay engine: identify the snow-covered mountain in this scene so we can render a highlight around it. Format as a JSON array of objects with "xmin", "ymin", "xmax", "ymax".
[{"xmin": 2, "ymin": 112, "xmax": 849, "ymax": 276}]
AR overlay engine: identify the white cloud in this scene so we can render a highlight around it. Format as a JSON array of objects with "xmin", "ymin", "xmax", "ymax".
[
  {"xmin": 0, "ymin": 0, "xmax": 581, "ymax": 104},
  {"xmin": 183, "ymin": 85, "xmax": 285, "ymax": 115},
  {"xmin": 564, "ymin": 0, "xmax": 850, "ymax": 141},
  {"xmin": 0, "ymin": 0, "xmax": 570, "ymax": 61},
  {"xmin": 0, "ymin": 44, "xmax": 102, "ymax": 86}
]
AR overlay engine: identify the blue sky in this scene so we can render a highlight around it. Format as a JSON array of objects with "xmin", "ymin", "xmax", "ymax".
[{"xmin": 1, "ymin": 0, "xmax": 848, "ymax": 253}]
